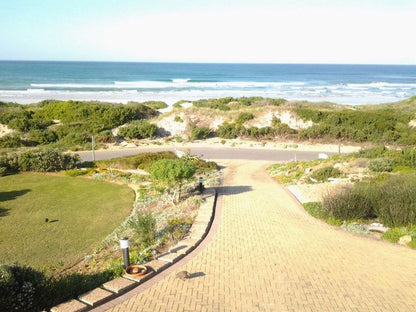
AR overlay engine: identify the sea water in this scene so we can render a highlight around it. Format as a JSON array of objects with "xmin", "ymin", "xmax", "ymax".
[{"xmin": 0, "ymin": 61, "xmax": 415, "ymax": 105}]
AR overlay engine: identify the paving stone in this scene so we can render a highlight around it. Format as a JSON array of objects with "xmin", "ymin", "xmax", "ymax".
[
  {"xmin": 102, "ymin": 277, "xmax": 137, "ymax": 294},
  {"xmin": 78, "ymin": 287, "xmax": 114, "ymax": 307},
  {"xmin": 123, "ymin": 270, "xmax": 155, "ymax": 283},
  {"xmin": 145, "ymin": 259, "xmax": 170, "ymax": 272},
  {"xmin": 50, "ymin": 299, "xmax": 88, "ymax": 312},
  {"xmin": 157, "ymin": 252, "xmax": 185, "ymax": 263}
]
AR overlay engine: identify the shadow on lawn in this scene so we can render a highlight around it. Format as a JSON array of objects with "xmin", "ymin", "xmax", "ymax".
[
  {"xmin": 0, "ymin": 189, "xmax": 31, "ymax": 202},
  {"xmin": 0, "ymin": 207, "xmax": 10, "ymax": 219}
]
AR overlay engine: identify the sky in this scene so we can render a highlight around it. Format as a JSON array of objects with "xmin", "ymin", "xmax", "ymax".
[{"xmin": 1, "ymin": 0, "xmax": 415, "ymax": 64}]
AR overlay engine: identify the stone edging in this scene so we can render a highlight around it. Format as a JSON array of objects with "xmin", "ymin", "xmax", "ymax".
[{"xmin": 50, "ymin": 188, "xmax": 218, "ymax": 312}]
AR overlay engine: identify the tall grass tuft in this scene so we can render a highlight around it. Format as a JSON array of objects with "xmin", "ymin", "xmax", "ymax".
[{"xmin": 322, "ymin": 174, "xmax": 416, "ymax": 227}]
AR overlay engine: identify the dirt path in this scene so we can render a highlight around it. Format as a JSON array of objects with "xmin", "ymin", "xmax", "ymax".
[{"xmin": 100, "ymin": 160, "xmax": 416, "ymax": 311}]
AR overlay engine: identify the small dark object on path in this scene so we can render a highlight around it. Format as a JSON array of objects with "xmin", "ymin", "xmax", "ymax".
[
  {"xmin": 176, "ymin": 271, "xmax": 190, "ymax": 281},
  {"xmin": 45, "ymin": 218, "xmax": 49, "ymax": 223}
]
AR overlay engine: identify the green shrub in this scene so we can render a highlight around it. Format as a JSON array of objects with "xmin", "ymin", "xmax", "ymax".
[
  {"xmin": 17, "ymin": 149, "xmax": 80, "ymax": 172},
  {"xmin": 216, "ymin": 122, "xmax": 241, "ymax": 139},
  {"xmin": 368, "ymin": 158, "xmax": 394, "ymax": 172},
  {"xmin": 303, "ymin": 202, "xmax": 325, "ymax": 219},
  {"xmin": 0, "ymin": 263, "xmax": 116, "ymax": 311},
  {"xmin": 118, "ymin": 120, "xmax": 157, "ymax": 139},
  {"xmin": 64, "ymin": 168, "xmax": 95, "ymax": 177},
  {"xmin": 322, "ymin": 184, "xmax": 376, "ymax": 220},
  {"xmin": 0, "ymin": 263, "xmax": 40, "ymax": 311},
  {"xmin": 381, "ymin": 227, "xmax": 410, "ymax": 243},
  {"xmin": 310, "ymin": 166, "xmax": 342, "ymax": 182},
  {"xmin": 376, "ymin": 175, "xmax": 416, "ymax": 227},
  {"xmin": 190, "ymin": 125, "xmax": 211, "ymax": 140},
  {"xmin": 0, "ymin": 134, "xmax": 22, "ymax": 148},
  {"xmin": 401, "ymin": 147, "xmax": 416, "ymax": 168},
  {"xmin": 192, "ymin": 97, "xmax": 234, "ymax": 111},
  {"xmin": 26, "ymin": 129, "xmax": 58, "ymax": 145},
  {"xmin": 129, "ymin": 212, "xmax": 156, "ymax": 249},
  {"xmin": 95, "ymin": 151, "xmax": 177, "ymax": 171},
  {"xmin": 166, "ymin": 217, "xmax": 192, "ymax": 241},
  {"xmin": 236, "ymin": 112, "xmax": 254, "ymax": 124},
  {"xmin": 149, "ymin": 158, "xmax": 196, "ymax": 202},
  {"xmin": 141, "ymin": 101, "xmax": 168, "ymax": 109},
  {"xmin": 96, "ymin": 130, "xmax": 114, "ymax": 143},
  {"xmin": 355, "ymin": 146, "xmax": 387, "ymax": 159},
  {"xmin": 174, "ymin": 116, "xmax": 183, "ymax": 123}
]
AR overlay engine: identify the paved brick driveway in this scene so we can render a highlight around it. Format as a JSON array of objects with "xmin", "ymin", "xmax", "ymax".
[{"xmin": 103, "ymin": 160, "xmax": 416, "ymax": 311}]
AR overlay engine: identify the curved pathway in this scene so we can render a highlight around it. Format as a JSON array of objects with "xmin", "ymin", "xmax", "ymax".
[{"xmin": 102, "ymin": 160, "xmax": 416, "ymax": 311}]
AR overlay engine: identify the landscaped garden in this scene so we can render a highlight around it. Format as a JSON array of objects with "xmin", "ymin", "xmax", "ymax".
[
  {"xmin": 0, "ymin": 148, "xmax": 218, "ymax": 311},
  {"xmin": 268, "ymin": 146, "xmax": 416, "ymax": 248}
]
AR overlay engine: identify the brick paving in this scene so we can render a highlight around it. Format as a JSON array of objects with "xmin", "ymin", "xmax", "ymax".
[{"xmin": 102, "ymin": 160, "xmax": 416, "ymax": 312}]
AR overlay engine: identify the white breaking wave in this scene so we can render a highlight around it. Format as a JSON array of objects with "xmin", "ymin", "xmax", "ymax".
[{"xmin": 172, "ymin": 78, "xmax": 190, "ymax": 83}]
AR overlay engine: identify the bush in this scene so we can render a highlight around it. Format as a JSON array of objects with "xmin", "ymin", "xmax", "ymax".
[
  {"xmin": 140, "ymin": 101, "xmax": 168, "ymax": 109},
  {"xmin": 322, "ymin": 175, "xmax": 416, "ymax": 226},
  {"xmin": 376, "ymin": 175, "xmax": 416, "ymax": 227},
  {"xmin": 322, "ymin": 184, "xmax": 376, "ymax": 220},
  {"xmin": 355, "ymin": 146, "xmax": 387, "ymax": 158},
  {"xmin": 166, "ymin": 217, "xmax": 192, "ymax": 242},
  {"xmin": 381, "ymin": 227, "xmax": 412, "ymax": 243},
  {"xmin": 190, "ymin": 125, "xmax": 211, "ymax": 140},
  {"xmin": 95, "ymin": 151, "xmax": 177, "ymax": 171},
  {"xmin": 149, "ymin": 158, "xmax": 196, "ymax": 202},
  {"xmin": 401, "ymin": 147, "xmax": 416, "ymax": 168},
  {"xmin": 0, "ymin": 264, "xmax": 41, "ymax": 311},
  {"xmin": 0, "ymin": 263, "xmax": 116, "ymax": 311},
  {"xmin": 118, "ymin": 121, "xmax": 157, "ymax": 139},
  {"xmin": 0, "ymin": 134, "xmax": 22, "ymax": 148},
  {"xmin": 310, "ymin": 166, "xmax": 342, "ymax": 182},
  {"xmin": 26, "ymin": 129, "xmax": 58, "ymax": 145},
  {"xmin": 368, "ymin": 158, "xmax": 394, "ymax": 172},
  {"xmin": 192, "ymin": 97, "xmax": 234, "ymax": 111},
  {"xmin": 129, "ymin": 212, "xmax": 156, "ymax": 249},
  {"xmin": 96, "ymin": 130, "xmax": 114, "ymax": 143},
  {"xmin": 216, "ymin": 122, "xmax": 241, "ymax": 139},
  {"xmin": 18, "ymin": 149, "xmax": 80, "ymax": 172},
  {"xmin": 174, "ymin": 116, "xmax": 183, "ymax": 123},
  {"xmin": 235, "ymin": 112, "xmax": 254, "ymax": 124}
]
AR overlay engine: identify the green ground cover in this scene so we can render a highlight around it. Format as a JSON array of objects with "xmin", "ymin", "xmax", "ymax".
[{"xmin": 0, "ymin": 173, "xmax": 134, "ymax": 271}]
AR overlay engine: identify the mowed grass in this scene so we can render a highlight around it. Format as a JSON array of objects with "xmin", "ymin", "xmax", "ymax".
[{"xmin": 0, "ymin": 173, "xmax": 134, "ymax": 271}]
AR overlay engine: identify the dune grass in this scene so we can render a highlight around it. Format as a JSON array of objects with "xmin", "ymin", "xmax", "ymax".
[{"xmin": 0, "ymin": 173, "xmax": 134, "ymax": 271}]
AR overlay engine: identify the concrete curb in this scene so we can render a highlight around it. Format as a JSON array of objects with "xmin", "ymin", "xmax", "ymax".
[{"xmin": 50, "ymin": 189, "xmax": 218, "ymax": 312}]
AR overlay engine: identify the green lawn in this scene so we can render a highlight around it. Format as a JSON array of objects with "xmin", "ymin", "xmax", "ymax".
[{"xmin": 0, "ymin": 173, "xmax": 134, "ymax": 271}]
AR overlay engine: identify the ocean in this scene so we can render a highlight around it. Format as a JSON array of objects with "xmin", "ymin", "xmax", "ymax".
[{"xmin": 1, "ymin": 61, "xmax": 416, "ymax": 105}]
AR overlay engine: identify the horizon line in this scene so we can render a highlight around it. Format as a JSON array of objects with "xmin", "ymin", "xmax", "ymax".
[{"xmin": 1, "ymin": 59, "xmax": 415, "ymax": 66}]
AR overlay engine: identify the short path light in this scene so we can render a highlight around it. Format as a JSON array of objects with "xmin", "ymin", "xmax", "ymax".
[
  {"xmin": 120, "ymin": 237, "xmax": 130, "ymax": 269},
  {"xmin": 199, "ymin": 177, "xmax": 204, "ymax": 193}
]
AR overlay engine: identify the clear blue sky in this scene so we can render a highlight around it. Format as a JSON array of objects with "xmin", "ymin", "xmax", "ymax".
[{"xmin": 1, "ymin": 0, "xmax": 415, "ymax": 64}]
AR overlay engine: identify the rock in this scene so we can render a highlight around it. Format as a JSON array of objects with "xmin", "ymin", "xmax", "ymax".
[
  {"xmin": 363, "ymin": 224, "xmax": 388, "ymax": 233},
  {"xmin": 398, "ymin": 235, "xmax": 412, "ymax": 245},
  {"xmin": 318, "ymin": 153, "xmax": 329, "ymax": 159}
]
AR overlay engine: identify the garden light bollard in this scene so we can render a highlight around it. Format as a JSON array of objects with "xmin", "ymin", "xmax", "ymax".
[
  {"xmin": 199, "ymin": 177, "xmax": 204, "ymax": 193},
  {"xmin": 120, "ymin": 237, "xmax": 130, "ymax": 269}
]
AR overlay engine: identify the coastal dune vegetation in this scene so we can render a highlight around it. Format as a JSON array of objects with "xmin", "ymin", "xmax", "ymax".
[{"xmin": 2, "ymin": 96, "xmax": 416, "ymax": 152}]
